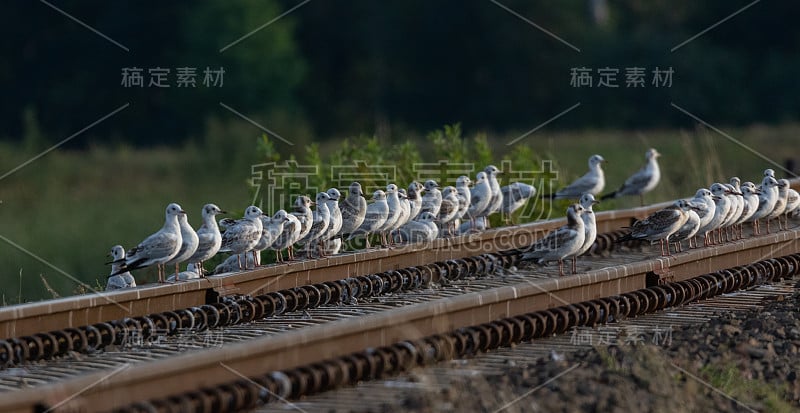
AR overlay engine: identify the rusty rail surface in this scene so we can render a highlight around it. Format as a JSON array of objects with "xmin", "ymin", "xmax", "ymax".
[
  {"xmin": 0, "ymin": 224, "xmax": 797, "ymax": 413},
  {"xmin": 0, "ymin": 201, "xmax": 670, "ymax": 339}
]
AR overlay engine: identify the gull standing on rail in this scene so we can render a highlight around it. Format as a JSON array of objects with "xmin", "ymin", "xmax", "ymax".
[
  {"xmin": 292, "ymin": 195, "xmax": 314, "ymax": 242},
  {"xmin": 520, "ymin": 203, "xmax": 585, "ymax": 276},
  {"xmin": 398, "ymin": 211, "xmax": 439, "ymax": 243},
  {"xmin": 500, "ymin": 182, "xmax": 537, "ymax": 224},
  {"xmin": 407, "ymin": 182, "xmax": 424, "ymax": 222},
  {"xmin": 382, "ymin": 184, "xmax": 403, "ymax": 246},
  {"xmin": 437, "ymin": 186, "xmax": 460, "ymax": 237},
  {"xmin": 219, "ymin": 206, "xmax": 264, "ymax": 270},
  {"xmin": 163, "ymin": 210, "xmax": 199, "ymax": 278},
  {"xmin": 348, "ymin": 189, "xmax": 389, "ymax": 249},
  {"xmin": 106, "ymin": 245, "xmax": 136, "ymax": 290},
  {"xmin": 272, "ymin": 212, "xmax": 301, "ymax": 262},
  {"xmin": 186, "ymin": 204, "xmax": 225, "ymax": 276},
  {"xmin": 668, "ymin": 200, "xmax": 702, "ymax": 251},
  {"xmin": 616, "ymin": 199, "xmax": 690, "ymax": 256},
  {"xmin": 570, "ymin": 193, "xmax": 598, "ymax": 273},
  {"xmin": 548, "ymin": 154, "xmax": 605, "ymax": 200},
  {"xmin": 253, "ymin": 210, "xmax": 289, "ymax": 265},
  {"xmin": 601, "ymin": 148, "xmax": 661, "ymax": 206},
  {"xmin": 421, "ymin": 180, "xmax": 443, "ymax": 217},
  {"xmin": 482, "ymin": 165, "xmax": 504, "ymax": 225},
  {"xmin": 785, "ymin": 185, "xmax": 799, "ymax": 222},
  {"xmin": 734, "ymin": 182, "xmax": 760, "ymax": 239},
  {"xmin": 392, "ymin": 189, "xmax": 411, "ymax": 243},
  {"xmin": 764, "ymin": 179, "xmax": 790, "ymax": 231},
  {"xmin": 300, "ymin": 192, "xmax": 331, "ymax": 258},
  {"xmin": 749, "ymin": 176, "xmax": 779, "ymax": 235},
  {"xmin": 322, "ymin": 188, "xmax": 343, "ymax": 253},
  {"xmin": 698, "ymin": 183, "xmax": 732, "ymax": 245},
  {"xmin": 110, "ymin": 203, "xmax": 185, "ymax": 283},
  {"xmin": 466, "ymin": 171, "xmax": 491, "ymax": 230},
  {"xmin": 455, "ymin": 175, "xmax": 472, "ymax": 227},
  {"xmin": 339, "ymin": 182, "xmax": 367, "ymax": 238},
  {"xmin": 688, "ymin": 188, "xmax": 715, "ymax": 247}
]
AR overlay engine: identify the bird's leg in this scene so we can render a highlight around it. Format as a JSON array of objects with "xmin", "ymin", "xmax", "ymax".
[
  {"xmin": 174, "ymin": 263, "xmax": 180, "ymax": 276},
  {"xmin": 572, "ymin": 256, "xmax": 577, "ymax": 274},
  {"xmin": 365, "ymin": 235, "xmax": 371, "ymax": 249},
  {"xmin": 558, "ymin": 259, "xmax": 564, "ymax": 277},
  {"xmin": 766, "ymin": 219, "xmax": 772, "ymax": 234},
  {"xmin": 484, "ymin": 217, "xmax": 491, "ymax": 229}
]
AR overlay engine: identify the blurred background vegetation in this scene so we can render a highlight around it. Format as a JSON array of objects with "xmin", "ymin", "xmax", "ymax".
[{"xmin": 1, "ymin": 0, "xmax": 798, "ymax": 301}]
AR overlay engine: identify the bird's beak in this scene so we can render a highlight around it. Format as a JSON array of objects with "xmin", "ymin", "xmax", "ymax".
[
  {"xmin": 592, "ymin": 200, "xmax": 600, "ymax": 205},
  {"xmin": 180, "ymin": 210, "xmax": 187, "ymax": 214},
  {"xmin": 219, "ymin": 210, "xmax": 228, "ymax": 214},
  {"xmin": 359, "ymin": 191, "xmax": 365, "ymax": 197}
]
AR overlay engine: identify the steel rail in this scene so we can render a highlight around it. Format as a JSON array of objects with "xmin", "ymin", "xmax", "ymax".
[{"xmin": 1, "ymin": 226, "xmax": 797, "ymax": 413}]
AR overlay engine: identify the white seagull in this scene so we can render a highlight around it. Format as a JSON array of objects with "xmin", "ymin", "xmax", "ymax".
[
  {"xmin": 340, "ymin": 182, "xmax": 367, "ymax": 237},
  {"xmin": 764, "ymin": 179, "xmax": 790, "ymax": 231},
  {"xmin": 186, "ymin": 204, "xmax": 226, "ymax": 276},
  {"xmin": 482, "ymin": 165, "xmax": 504, "ymax": 225},
  {"xmin": 271, "ymin": 212, "xmax": 302, "ymax": 262},
  {"xmin": 571, "ymin": 193, "xmax": 599, "ymax": 272},
  {"xmin": 455, "ymin": 175, "xmax": 472, "ymax": 225},
  {"xmin": 437, "ymin": 186, "xmax": 460, "ymax": 237},
  {"xmin": 300, "ymin": 192, "xmax": 331, "ymax": 258},
  {"xmin": 500, "ymin": 182, "xmax": 537, "ymax": 224},
  {"xmin": 549, "ymin": 154, "xmax": 605, "ymax": 200},
  {"xmin": 111, "ymin": 203, "xmax": 185, "ymax": 283},
  {"xmin": 163, "ymin": 211, "xmax": 199, "ymax": 277},
  {"xmin": 601, "ymin": 148, "xmax": 661, "ymax": 205},
  {"xmin": 348, "ymin": 190, "xmax": 389, "ymax": 249},
  {"xmin": 219, "ymin": 206, "xmax": 264, "ymax": 270},
  {"xmin": 398, "ymin": 211, "xmax": 439, "ymax": 243},
  {"xmin": 521, "ymin": 203, "xmax": 585, "ymax": 276},
  {"xmin": 467, "ymin": 171, "xmax": 491, "ymax": 229},
  {"xmin": 407, "ymin": 182, "xmax": 425, "ymax": 222},
  {"xmin": 617, "ymin": 199, "xmax": 690, "ymax": 256},
  {"xmin": 688, "ymin": 188, "xmax": 715, "ymax": 246},
  {"xmin": 668, "ymin": 200, "xmax": 702, "ymax": 251},
  {"xmin": 699, "ymin": 183, "xmax": 732, "ymax": 245},
  {"xmin": 106, "ymin": 245, "xmax": 136, "ymax": 290},
  {"xmin": 420, "ymin": 180, "xmax": 443, "ymax": 218},
  {"xmin": 253, "ymin": 210, "xmax": 289, "ymax": 265},
  {"xmin": 749, "ymin": 176, "xmax": 779, "ymax": 235}
]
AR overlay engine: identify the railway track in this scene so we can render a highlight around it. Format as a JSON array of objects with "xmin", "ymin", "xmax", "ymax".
[{"xmin": 0, "ymin": 182, "xmax": 797, "ymax": 413}]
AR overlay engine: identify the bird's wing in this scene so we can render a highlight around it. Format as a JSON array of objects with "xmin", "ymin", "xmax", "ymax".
[
  {"xmin": 618, "ymin": 168, "xmax": 652, "ymax": 194},
  {"xmin": 557, "ymin": 173, "xmax": 598, "ymax": 197},
  {"xmin": 132, "ymin": 231, "xmax": 180, "ymax": 260}
]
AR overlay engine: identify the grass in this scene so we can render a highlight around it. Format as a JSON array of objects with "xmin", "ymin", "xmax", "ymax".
[
  {"xmin": 1, "ymin": 122, "xmax": 798, "ymax": 302},
  {"xmin": 699, "ymin": 363, "xmax": 794, "ymax": 412}
]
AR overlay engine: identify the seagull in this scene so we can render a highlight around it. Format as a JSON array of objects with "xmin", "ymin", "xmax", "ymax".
[
  {"xmin": 110, "ymin": 203, "xmax": 185, "ymax": 283},
  {"xmin": 733, "ymin": 182, "xmax": 759, "ymax": 239},
  {"xmin": 292, "ymin": 196, "xmax": 314, "ymax": 242},
  {"xmin": 698, "ymin": 183, "xmax": 732, "ymax": 245},
  {"xmin": 548, "ymin": 154, "xmax": 605, "ymax": 200},
  {"xmin": 785, "ymin": 186, "xmax": 799, "ymax": 223},
  {"xmin": 601, "ymin": 148, "xmax": 661, "ymax": 206},
  {"xmin": 167, "ymin": 263, "xmax": 201, "ymax": 282},
  {"xmin": 455, "ymin": 175, "xmax": 472, "ymax": 225},
  {"xmin": 219, "ymin": 206, "xmax": 264, "ymax": 270},
  {"xmin": 391, "ymin": 189, "xmax": 411, "ymax": 243},
  {"xmin": 322, "ymin": 188, "xmax": 343, "ymax": 255},
  {"xmin": 482, "ymin": 165, "xmax": 504, "ymax": 225},
  {"xmin": 186, "ymin": 204, "xmax": 225, "ymax": 276},
  {"xmin": 467, "ymin": 171, "xmax": 491, "ymax": 229},
  {"xmin": 520, "ymin": 203, "xmax": 585, "ymax": 276},
  {"xmin": 348, "ymin": 190, "xmax": 389, "ymax": 249},
  {"xmin": 407, "ymin": 182, "xmax": 424, "ymax": 222},
  {"xmin": 724, "ymin": 178, "xmax": 745, "ymax": 240},
  {"xmin": 749, "ymin": 176, "xmax": 779, "ymax": 235},
  {"xmin": 163, "ymin": 211, "xmax": 199, "ymax": 277},
  {"xmin": 688, "ymin": 188, "xmax": 715, "ymax": 246},
  {"xmin": 437, "ymin": 186, "xmax": 460, "ymax": 237},
  {"xmin": 500, "ymin": 182, "xmax": 537, "ymax": 224},
  {"xmin": 718, "ymin": 180, "xmax": 743, "ymax": 242},
  {"xmin": 214, "ymin": 253, "xmax": 254, "ymax": 275},
  {"xmin": 253, "ymin": 210, "xmax": 289, "ymax": 265},
  {"xmin": 764, "ymin": 179, "xmax": 790, "ymax": 231},
  {"xmin": 271, "ymin": 212, "xmax": 301, "ymax": 262},
  {"xmin": 339, "ymin": 182, "xmax": 367, "ymax": 237},
  {"xmin": 106, "ymin": 245, "xmax": 136, "ymax": 290},
  {"xmin": 420, "ymin": 180, "xmax": 442, "ymax": 217},
  {"xmin": 668, "ymin": 200, "xmax": 701, "ymax": 252},
  {"xmin": 300, "ymin": 192, "xmax": 331, "ymax": 258},
  {"xmin": 571, "ymin": 193, "xmax": 598, "ymax": 273},
  {"xmin": 617, "ymin": 199, "xmax": 690, "ymax": 256},
  {"xmin": 397, "ymin": 212, "xmax": 439, "ymax": 243},
  {"xmin": 382, "ymin": 184, "xmax": 403, "ymax": 245}
]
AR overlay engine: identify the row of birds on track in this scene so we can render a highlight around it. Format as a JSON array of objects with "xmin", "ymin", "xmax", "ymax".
[
  {"xmin": 519, "ymin": 167, "xmax": 800, "ymax": 276},
  {"xmin": 105, "ymin": 149, "xmax": 666, "ymax": 290}
]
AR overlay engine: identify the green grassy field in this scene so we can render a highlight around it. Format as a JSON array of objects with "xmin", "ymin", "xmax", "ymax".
[{"xmin": 1, "ymin": 123, "xmax": 797, "ymax": 302}]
